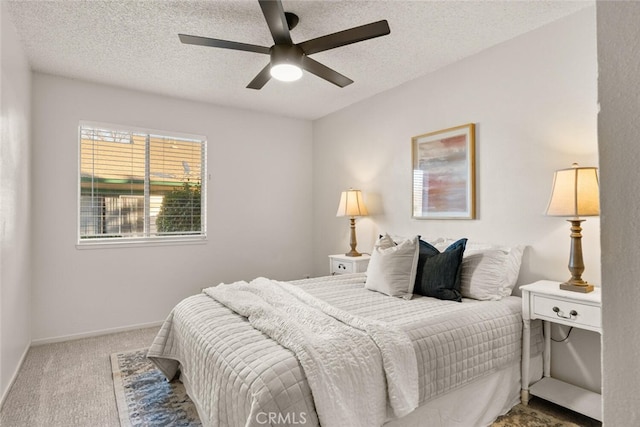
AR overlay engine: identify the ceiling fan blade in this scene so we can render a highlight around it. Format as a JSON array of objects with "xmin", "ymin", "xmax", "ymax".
[
  {"xmin": 258, "ymin": 0, "xmax": 292, "ymax": 45},
  {"xmin": 301, "ymin": 57, "xmax": 353, "ymax": 88},
  {"xmin": 247, "ymin": 64, "xmax": 272, "ymax": 90},
  {"xmin": 299, "ymin": 20, "xmax": 390, "ymax": 56},
  {"xmin": 179, "ymin": 34, "xmax": 270, "ymax": 55}
]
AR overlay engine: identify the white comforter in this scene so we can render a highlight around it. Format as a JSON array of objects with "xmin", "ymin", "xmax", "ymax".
[
  {"xmin": 202, "ymin": 278, "xmax": 418, "ymax": 427},
  {"xmin": 148, "ymin": 274, "xmax": 526, "ymax": 427}
]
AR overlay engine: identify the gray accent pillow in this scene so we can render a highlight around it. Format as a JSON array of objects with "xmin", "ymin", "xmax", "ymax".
[{"xmin": 365, "ymin": 234, "xmax": 419, "ymax": 300}]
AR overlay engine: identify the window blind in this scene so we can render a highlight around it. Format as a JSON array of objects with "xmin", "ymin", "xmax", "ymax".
[{"xmin": 79, "ymin": 124, "xmax": 206, "ymax": 243}]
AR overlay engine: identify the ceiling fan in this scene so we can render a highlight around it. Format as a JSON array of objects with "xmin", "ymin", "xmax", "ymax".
[{"xmin": 178, "ymin": 0, "xmax": 390, "ymax": 89}]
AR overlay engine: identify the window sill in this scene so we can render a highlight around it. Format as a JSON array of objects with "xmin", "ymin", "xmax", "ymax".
[{"xmin": 76, "ymin": 236, "xmax": 207, "ymax": 250}]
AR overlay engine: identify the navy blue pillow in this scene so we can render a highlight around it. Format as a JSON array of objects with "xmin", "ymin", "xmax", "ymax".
[{"xmin": 413, "ymin": 238, "xmax": 467, "ymax": 302}]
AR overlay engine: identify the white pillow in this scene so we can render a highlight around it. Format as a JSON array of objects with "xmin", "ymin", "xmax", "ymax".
[
  {"xmin": 388, "ymin": 234, "xmax": 442, "ymax": 246},
  {"xmin": 436, "ymin": 239, "xmax": 524, "ymax": 300},
  {"xmin": 365, "ymin": 234, "xmax": 419, "ymax": 300}
]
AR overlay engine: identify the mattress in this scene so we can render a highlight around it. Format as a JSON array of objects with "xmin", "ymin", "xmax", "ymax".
[{"xmin": 148, "ymin": 273, "xmax": 529, "ymax": 427}]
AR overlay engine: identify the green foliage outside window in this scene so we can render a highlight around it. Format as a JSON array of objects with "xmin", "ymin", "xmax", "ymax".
[{"xmin": 156, "ymin": 181, "xmax": 201, "ymax": 234}]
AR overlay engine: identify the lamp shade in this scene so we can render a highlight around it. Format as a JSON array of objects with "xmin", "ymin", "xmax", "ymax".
[
  {"xmin": 336, "ymin": 189, "xmax": 368, "ymax": 217},
  {"xmin": 546, "ymin": 163, "xmax": 600, "ymax": 217}
]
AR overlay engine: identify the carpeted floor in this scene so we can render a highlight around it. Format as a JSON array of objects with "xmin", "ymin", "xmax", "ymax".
[
  {"xmin": 0, "ymin": 327, "xmax": 601, "ymax": 427},
  {"xmin": 112, "ymin": 348, "xmax": 600, "ymax": 427},
  {"xmin": 0, "ymin": 327, "xmax": 160, "ymax": 427}
]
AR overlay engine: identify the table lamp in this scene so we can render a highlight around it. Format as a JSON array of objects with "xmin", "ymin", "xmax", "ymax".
[
  {"xmin": 546, "ymin": 163, "xmax": 600, "ymax": 292},
  {"xmin": 336, "ymin": 189, "xmax": 368, "ymax": 257}
]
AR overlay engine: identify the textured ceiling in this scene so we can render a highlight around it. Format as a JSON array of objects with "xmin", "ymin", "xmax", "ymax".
[{"xmin": 6, "ymin": 0, "xmax": 591, "ymax": 120}]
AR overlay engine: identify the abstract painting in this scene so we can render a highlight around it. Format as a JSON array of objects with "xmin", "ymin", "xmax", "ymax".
[{"xmin": 412, "ymin": 124, "xmax": 476, "ymax": 219}]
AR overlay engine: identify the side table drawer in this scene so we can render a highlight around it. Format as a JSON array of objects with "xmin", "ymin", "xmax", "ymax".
[
  {"xmin": 331, "ymin": 259, "xmax": 354, "ymax": 274},
  {"xmin": 329, "ymin": 254, "xmax": 370, "ymax": 275},
  {"xmin": 532, "ymin": 294, "xmax": 601, "ymax": 329}
]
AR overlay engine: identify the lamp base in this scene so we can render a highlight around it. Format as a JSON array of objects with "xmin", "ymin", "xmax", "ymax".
[
  {"xmin": 344, "ymin": 217, "xmax": 362, "ymax": 257},
  {"xmin": 560, "ymin": 219, "xmax": 594, "ymax": 293},
  {"xmin": 559, "ymin": 281, "xmax": 594, "ymax": 293}
]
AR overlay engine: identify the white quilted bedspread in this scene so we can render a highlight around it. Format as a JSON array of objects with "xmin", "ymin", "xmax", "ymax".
[
  {"xmin": 202, "ymin": 278, "xmax": 417, "ymax": 427},
  {"xmin": 148, "ymin": 274, "xmax": 525, "ymax": 427}
]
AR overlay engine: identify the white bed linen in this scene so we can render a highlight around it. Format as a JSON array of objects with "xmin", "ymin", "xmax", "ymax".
[
  {"xmin": 202, "ymin": 278, "xmax": 418, "ymax": 427},
  {"xmin": 148, "ymin": 273, "xmax": 535, "ymax": 427}
]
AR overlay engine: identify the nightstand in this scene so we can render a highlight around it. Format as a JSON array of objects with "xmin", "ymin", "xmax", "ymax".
[
  {"xmin": 328, "ymin": 254, "xmax": 370, "ymax": 275},
  {"xmin": 520, "ymin": 280, "xmax": 602, "ymax": 421}
]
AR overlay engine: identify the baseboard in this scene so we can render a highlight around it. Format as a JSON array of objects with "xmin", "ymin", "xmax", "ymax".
[
  {"xmin": 0, "ymin": 343, "xmax": 30, "ymax": 410},
  {"xmin": 30, "ymin": 320, "xmax": 164, "ymax": 346}
]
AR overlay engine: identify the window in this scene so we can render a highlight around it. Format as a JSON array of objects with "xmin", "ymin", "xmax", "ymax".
[{"xmin": 79, "ymin": 123, "xmax": 206, "ymax": 244}]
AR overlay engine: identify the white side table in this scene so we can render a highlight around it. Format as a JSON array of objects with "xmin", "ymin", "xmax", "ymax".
[
  {"xmin": 328, "ymin": 254, "xmax": 370, "ymax": 275},
  {"xmin": 521, "ymin": 280, "xmax": 602, "ymax": 421}
]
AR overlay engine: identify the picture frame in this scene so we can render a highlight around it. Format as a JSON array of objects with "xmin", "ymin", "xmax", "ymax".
[{"xmin": 411, "ymin": 123, "xmax": 476, "ymax": 219}]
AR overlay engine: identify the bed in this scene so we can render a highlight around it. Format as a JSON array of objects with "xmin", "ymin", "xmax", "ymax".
[{"xmin": 148, "ymin": 237, "xmax": 543, "ymax": 427}]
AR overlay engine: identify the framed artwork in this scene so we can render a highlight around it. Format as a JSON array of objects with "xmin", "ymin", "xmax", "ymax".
[{"xmin": 412, "ymin": 123, "xmax": 476, "ymax": 219}]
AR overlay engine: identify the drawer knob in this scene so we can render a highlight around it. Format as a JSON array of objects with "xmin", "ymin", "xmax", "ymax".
[{"xmin": 553, "ymin": 306, "xmax": 578, "ymax": 319}]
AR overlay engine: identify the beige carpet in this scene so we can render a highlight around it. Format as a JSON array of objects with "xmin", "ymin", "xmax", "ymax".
[
  {"xmin": 112, "ymin": 349, "xmax": 588, "ymax": 427},
  {"xmin": 0, "ymin": 327, "xmax": 160, "ymax": 427},
  {"xmin": 1, "ymin": 326, "xmax": 599, "ymax": 427}
]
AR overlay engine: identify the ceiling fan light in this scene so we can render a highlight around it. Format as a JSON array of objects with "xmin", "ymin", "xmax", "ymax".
[{"xmin": 270, "ymin": 63, "xmax": 303, "ymax": 82}]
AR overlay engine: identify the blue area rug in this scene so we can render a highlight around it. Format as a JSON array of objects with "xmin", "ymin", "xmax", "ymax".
[{"xmin": 110, "ymin": 349, "xmax": 202, "ymax": 427}]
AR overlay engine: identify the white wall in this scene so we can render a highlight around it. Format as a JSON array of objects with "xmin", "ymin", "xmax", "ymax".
[
  {"xmin": 312, "ymin": 8, "xmax": 600, "ymax": 392},
  {"xmin": 31, "ymin": 74, "xmax": 313, "ymax": 342},
  {"xmin": 0, "ymin": 2, "xmax": 32, "ymax": 402},
  {"xmin": 597, "ymin": 2, "xmax": 640, "ymax": 425}
]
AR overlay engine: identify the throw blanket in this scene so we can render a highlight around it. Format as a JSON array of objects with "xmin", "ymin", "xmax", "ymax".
[{"xmin": 203, "ymin": 278, "xmax": 418, "ymax": 427}]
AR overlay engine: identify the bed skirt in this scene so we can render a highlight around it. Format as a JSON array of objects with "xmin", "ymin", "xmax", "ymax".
[
  {"xmin": 178, "ymin": 354, "xmax": 542, "ymax": 427},
  {"xmin": 385, "ymin": 354, "xmax": 543, "ymax": 427}
]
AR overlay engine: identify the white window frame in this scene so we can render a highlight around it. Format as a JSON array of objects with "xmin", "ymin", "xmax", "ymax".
[{"xmin": 77, "ymin": 121, "xmax": 207, "ymax": 248}]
